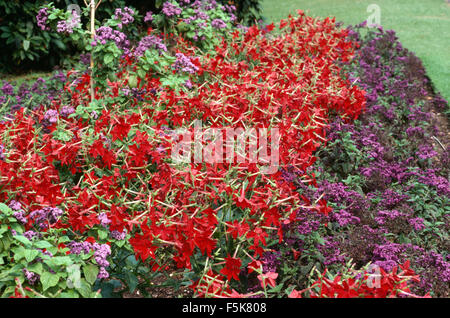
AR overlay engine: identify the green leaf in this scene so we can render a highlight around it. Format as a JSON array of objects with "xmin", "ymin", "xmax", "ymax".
[
  {"xmin": 124, "ymin": 271, "xmax": 139, "ymax": 293},
  {"xmin": 0, "ymin": 203, "xmax": 13, "ymax": 216},
  {"xmin": 104, "ymin": 54, "xmax": 114, "ymax": 65},
  {"xmin": 47, "ymin": 256, "xmax": 73, "ymax": 267},
  {"xmin": 23, "ymin": 40, "xmax": 30, "ymax": 51},
  {"xmin": 28, "ymin": 262, "xmax": 44, "ymax": 276},
  {"xmin": 76, "ymin": 279, "xmax": 93, "ymax": 298},
  {"xmin": 13, "ymin": 235, "xmax": 32, "ymax": 247},
  {"xmin": 34, "ymin": 240, "xmax": 53, "ymax": 249},
  {"xmin": 24, "ymin": 249, "xmax": 39, "ymax": 262},
  {"xmin": 40, "ymin": 272, "xmax": 60, "ymax": 291},
  {"xmin": 83, "ymin": 264, "xmax": 99, "ymax": 285}
]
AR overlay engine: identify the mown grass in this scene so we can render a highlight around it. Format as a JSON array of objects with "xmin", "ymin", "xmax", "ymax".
[{"xmin": 262, "ymin": 0, "xmax": 450, "ymax": 102}]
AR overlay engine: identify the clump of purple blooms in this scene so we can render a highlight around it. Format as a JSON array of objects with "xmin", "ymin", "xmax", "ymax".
[
  {"xmin": 114, "ymin": 7, "xmax": 135, "ymax": 29},
  {"xmin": 36, "ymin": 8, "xmax": 50, "ymax": 31},
  {"xmin": 173, "ymin": 53, "xmax": 199, "ymax": 74},
  {"xmin": 134, "ymin": 35, "xmax": 167, "ymax": 58},
  {"xmin": 92, "ymin": 26, "xmax": 130, "ymax": 54},
  {"xmin": 56, "ymin": 10, "xmax": 81, "ymax": 34},
  {"xmin": 43, "ymin": 109, "xmax": 59, "ymax": 126},
  {"xmin": 162, "ymin": 2, "xmax": 182, "ymax": 17},
  {"xmin": 68, "ymin": 241, "xmax": 111, "ymax": 279},
  {"xmin": 28, "ymin": 206, "xmax": 63, "ymax": 229},
  {"xmin": 144, "ymin": 11, "xmax": 154, "ymax": 23}
]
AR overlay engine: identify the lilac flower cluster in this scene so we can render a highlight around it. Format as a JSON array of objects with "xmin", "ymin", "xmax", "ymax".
[
  {"xmin": 110, "ymin": 229, "xmax": 127, "ymax": 240},
  {"xmin": 92, "ymin": 26, "xmax": 130, "ymax": 54},
  {"xmin": 144, "ymin": 11, "xmax": 154, "ymax": 23},
  {"xmin": 211, "ymin": 18, "xmax": 227, "ymax": 29},
  {"xmin": 97, "ymin": 212, "xmax": 111, "ymax": 227},
  {"xmin": 56, "ymin": 10, "xmax": 81, "ymax": 34},
  {"xmin": 43, "ymin": 109, "xmax": 59, "ymax": 126},
  {"xmin": 0, "ymin": 144, "xmax": 5, "ymax": 161},
  {"xmin": 416, "ymin": 144, "xmax": 438, "ymax": 160},
  {"xmin": 79, "ymin": 53, "xmax": 91, "ymax": 66},
  {"xmin": 36, "ymin": 8, "xmax": 50, "ymax": 31},
  {"xmin": 134, "ymin": 35, "xmax": 167, "ymax": 58},
  {"xmin": 60, "ymin": 105, "xmax": 75, "ymax": 117},
  {"xmin": 1, "ymin": 81, "xmax": 14, "ymax": 96},
  {"xmin": 114, "ymin": 7, "xmax": 135, "ymax": 29},
  {"xmin": 28, "ymin": 206, "xmax": 63, "ymax": 229},
  {"xmin": 23, "ymin": 268, "xmax": 39, "ymax": 285},
  {"xmin": 162, "ymin": 2, "xmax": 182, "ymax": 17},
  {"xmin": 173, "ymin": 53, "xmax": 199, "ymax": 74},
  {"xmin": 68, "ymin": 241, "xmax": 111, "ymax": 279}
]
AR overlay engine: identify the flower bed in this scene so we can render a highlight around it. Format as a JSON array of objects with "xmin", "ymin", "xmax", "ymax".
[{"xmin": 0, "ymin": 3, "xmax": 448, "ymax": 298}]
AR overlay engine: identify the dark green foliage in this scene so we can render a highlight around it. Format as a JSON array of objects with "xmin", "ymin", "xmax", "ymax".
[{"xmin": 0, "ymin": 0, "xmax": 125, "ymax": 73}]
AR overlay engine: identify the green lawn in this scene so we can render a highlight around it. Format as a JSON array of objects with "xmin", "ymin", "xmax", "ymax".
[{"xmin": 262, "ymin": 0, "xmax": 450, "ymax": 102}]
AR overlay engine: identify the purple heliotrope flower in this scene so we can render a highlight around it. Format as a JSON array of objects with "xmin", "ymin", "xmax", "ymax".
[
  {"xmin": 211, "ymin": 18, "xmax": 227, "ymax": 29},
  {"xmin": 110, "ymin": 229, "xmax": 127, "ymax": 240},
  {"xmin": 43, "ymin": 109, "xmax": 59, "ymax": 125},
  {"xmin": 23, "ymin": 269, "xmax": 39, "ymax": 285},
  {"xmin": 162, "ymin": 2, "xmax": 182, "ymax": 17},
  {"xmin": 56, "ymin": 10, "xmax": 81, "ymax": 34},
  {"xmin": 97, "ymin": 212, "xmax": 111, "ymax": 227},
  {"xmin": 60, "ymin": 105, "xmax": 75, "ymax": 117},
  {"xmin": 173, "ymin": 53, "xmax": 199, "ymax": 74},
  {"xmin": 144, "ymin": 11, "xmax": 153, "ymax": 23},
  {"xmin": 92, "ymin": 26, "xmax": 130, "ymax": 54},
  {"xmin": 0, "ymin": 144, "xmax": 5, "ymax": 161},
  {"xmin": 1, "ymin": 81, "xmax": 14, "ymax": 96},
  {"xmin": 114, "ymin": 7, "xmax": 134, "ymax": 29},
  {"xmin": 134, "ymin": 35, "xmax": 167, "ymax": 57},
  {"xmin": 36, "ymin": 8, "xmax": 50, "ymax": 31}
]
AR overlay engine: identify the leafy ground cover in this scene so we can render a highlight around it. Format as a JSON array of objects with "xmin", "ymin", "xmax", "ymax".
[{"xmin": 0, "ymin": 1, "xmax": 448, "ymax": 298}]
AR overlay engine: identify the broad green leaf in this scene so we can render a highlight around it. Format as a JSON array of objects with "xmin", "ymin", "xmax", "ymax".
[
  {"xmin": 24, "ymin": 249, "xmax": 39, "ymax": 262},
  {"xmin": 13, "ymin": 235, "xmax": 32, "ymax": 247},
  {"xmin": 34, "ymin": 240, "xmax": 53, "ymax": 249},
  {"xmin": 83, "ymin": 264, "xmax": 99, "ymax": 285},
  {"xmin": 104, "ymin": 53, "xmax": 114, "ymax": 65},
  {"xmin": 23, "ymin": 40, "xmax": 30, "ymax": 51},
  {"xmin": 41, "ymin": 272, "xmax": 60, "ymax": 291},
  {"xmin": 0, "ymin": 203, "xmax": 13, "ymax": 216}
]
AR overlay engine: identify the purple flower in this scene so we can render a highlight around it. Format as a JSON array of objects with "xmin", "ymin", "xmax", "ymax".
[
  {"xmin": 1, "ymin": 82, "xmax": 14, "ymax": 96},
  {"xmin": 8, "ymin": 200, "xmax": 22, "ymax": 211},
  {"xmin": 13, "ymin": 210, "xmax": 27, "ymax": 224},
  {"xmin": 36, "ymin": 8, "xmax": 50, "ymax": 31},
  {"xmin": 416, "ymin": 144, "xmax": 438, "ymax": 160},
  {"xmin": 144, "ymin": 11, "xmax": 153, "ymax": 23},
  {"xmin": 114, "ymin": 7, "xmax": 135, "ymax": 29},
  {"xmin": 93, "ymin": 26, "xmax": 130, "ymax": 54},
  {"xmin": 173, "ymin": 53, "xmax": 198, "ymax": 74},
  {"xmin": 134, "ymin": 35, "xmax": 167, "ymax": 57},
  {"xmin": 29, "ymin": 206, "xmax": 63, "ymax": 229},
  {"xmin": 162, "ymin": 2, "xmax": 182, "ymax": 17},
  {"xmin": 43, "ymin": 109, "xmax": 59, "ymax": 125},
  {"xmin": 211, "ymin": 19, "xmax": 227, "ymax": 29},
  {"xmin": 97, "ymin": 267, "xmax": 109, "ymax": 279},
  {"xmin": 110, "ymin": 229, "xmax": 127, "ymax": 240},
  {"xmin": 56, "ymin": 10, "xmax": 80, "ymax": 34},
  {"xmin": 60, "ymin": 105, "xmax": 75, "ymax": 117},
  {"xmin": 0, "ymin": 144, "xmax": 5, "ymax": 161},
  {"xmin": 80, "ymin": 53, "xmax": 91, "ymax": 65},
  {"xmin": 409, "ymin": 217, "xmax": 425, "ymax": 231},
  {"xmin": 23, "ymin": 230, "xmax": 37, "ymax": 241},
  {"xmin": 23, "ymin": 269, "xmax": 39, "ymax": 285},
  {"xmin": 97, "ymin": 212, "xmax": 111, "ymax": 227}
]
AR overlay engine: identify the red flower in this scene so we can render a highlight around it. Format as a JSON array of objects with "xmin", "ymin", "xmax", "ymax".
[
  {"xmin": 220, "ymin": 255, "xmax": 242, "ymax": 281},
  {"xmin": 258, "ymin": 272, "xmax": 278, "ymax": 288}
]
